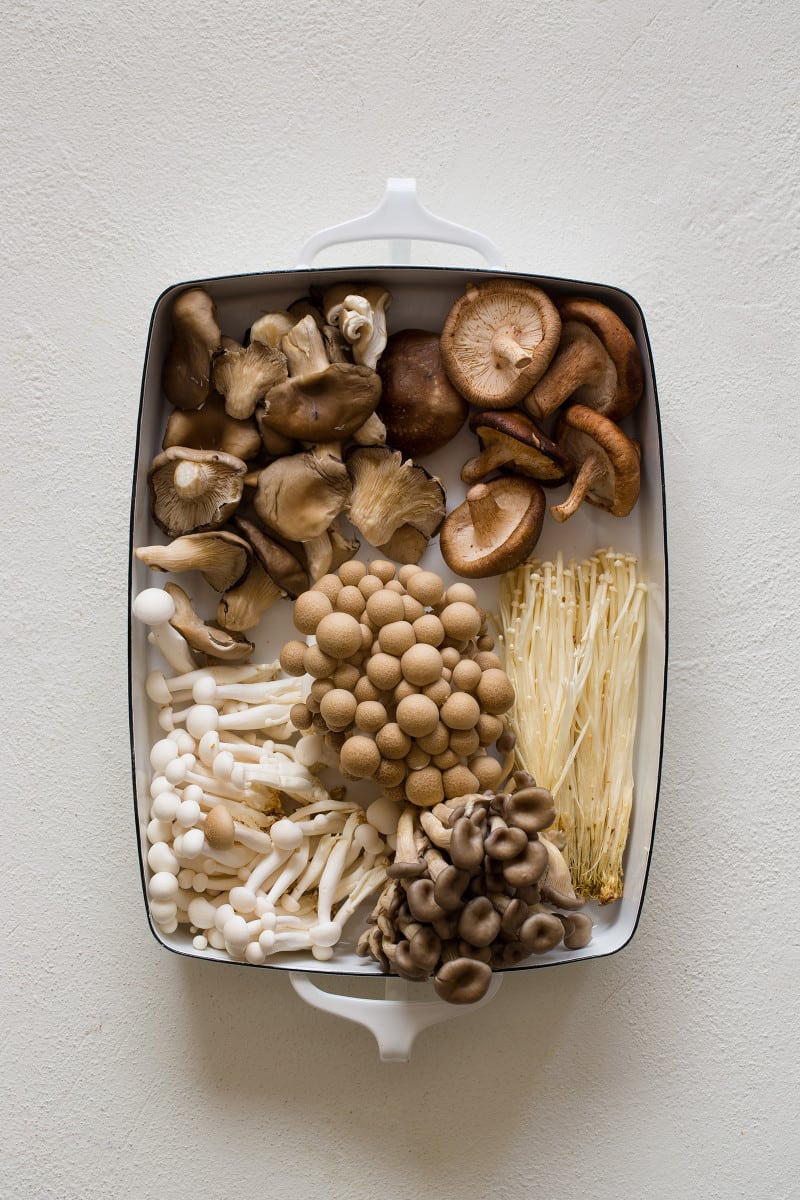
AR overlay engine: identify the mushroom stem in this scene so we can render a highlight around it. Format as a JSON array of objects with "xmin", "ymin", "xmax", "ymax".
[
  {"xmin": 466, "ymin": 484, "xmax": 502, "ymax": 550},
  {"xmin": 461, "ymin": 442, "xmax": 515, "ymax": 485},
  {"xmin": 550, "ymin": 450, "xmax": 606, "ymax": 524},
  {"xmin": 281, "ymin": 315, "xmax": 329, "ymax": 376},
  {"xmin": 525, "ymin": 331, "xmax": 606, "ymax": 420},
  {"xmin": 492, "ymin": 332, "xmax": 532, "ymax": 370},
  {"xmin": 173, "ymin": 460, "xmax": 211, "ymax": 500}
]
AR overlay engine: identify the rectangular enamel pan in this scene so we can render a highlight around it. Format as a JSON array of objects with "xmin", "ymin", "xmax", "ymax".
[{"xmin": 129, "ymin": 180, "xmax": 668, "ymax": 1058}]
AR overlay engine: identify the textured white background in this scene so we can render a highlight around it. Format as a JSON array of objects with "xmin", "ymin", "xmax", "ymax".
[{"xmin": 3, "ymin": 1, "xmax": 799, "ymax": 1197}]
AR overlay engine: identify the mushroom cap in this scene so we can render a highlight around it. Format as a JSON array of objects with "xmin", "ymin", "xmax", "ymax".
[
  {"xmin": 434, "ymin": 956, "xmax": 492, "ymax": 1004},
  {"xmin": 254, "ymin": 451, "xmax": 351, "ymax": 543},
  {"xmin": 378, "ymin": 329, "xmax": 469, "ymax": 457},
  {"xmin": 232, "ymin": 514, "xmax": 308, "ymax": 598},
  {"xmin": 462, "ymin": 409, "xmax": 572, "ymax": 485},
  {"xmin": 440, "ymin": 279, "xmax": 561, "ymax": 408},
  {"xmin": 212, "ymin": 340, "xmax": 288, "ymax": 420},
  {"xmin": 162, "ymin": 392, "xmax": 262, "ymax": 460},
  {"xmin": 346, "ymin": 447, "xmax": 446, "ymax": 550},
  {"xmin": 147, "ymin": 447, "xmax": 247, "ymax": 537},
  {"xmin": 440, "ymin": 477, "xmax": 546, "ymax": 578},
  {"xmin": 164, "ymin": 582, "xmax": 254, "ymax": 661},
  {"xmin": 162, "ymin": 287, "xmax": 221, "ymax": 411},
  {"xmin": 259, "ymin": 362, "xmax": 382, "ymax": 443},
  {"xmin": 557, "ymin": 296, "xmax": 643, "ymax": 420},
  {"xmin": 322, "ymin": 284, "xmax": 392, "ymax": 370},
  {"xmin": 553, "ymin": 403, "xmax": 641, "ymax": 519}
]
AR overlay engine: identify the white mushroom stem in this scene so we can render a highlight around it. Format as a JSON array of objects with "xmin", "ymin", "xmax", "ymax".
[
  {"xmin": 333, "ymin": 864, "xmax": 390, "ymax": 927},
  {"xmin": 419, "ymin": 809, "xmax": 452, "ymax": 849},
  {"xmin": 260, "ymin": 929, "xmax": 313, "ymax": 955},
  {"xmin": 229, "ymin": 842, "xmax": 296, "ymax": 913},
  {"xmin": 286, "ymin": 834, "xmax": 339, "ymax": 906},
  {"xmin": 310, "ymin": 812, "xmax": 362, "ymax": 951},
  {"xmin": 492, "ymin": 332, "xmax": 533, "ymax": 370},
  {"xmin": 173, "ymin": 459, "xmax": 212, "ymax": 499},
  {"xmin": 259, "ymin": 842, "xmax": 311, "ymax": 909},
  {"xmin": 132, "ymin": 589, "xmax": 198, "ymax": 674},
  {"xmin": 147, "ymin": 663, "xmax": 278, "ymax": 704},
  {"xmin": 197, "ymin": 730, "xmax": 263, "ymax": 767},
  {"xmin": 191, "ymin": 678, "xmax": 303, "ymax": 705}
]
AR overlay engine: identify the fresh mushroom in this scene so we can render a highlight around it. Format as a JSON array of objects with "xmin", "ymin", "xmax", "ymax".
[
  {"xmin": 345, "ymin": 447, "xmax": 446, "ymax": 554},
  {"xmin": 524, "ymin": 296, "xmax": 644, "ymax": 422},
  {"xmin": 132, "ymin": 587, "xmax": 199, "ymax": 674},
  {"xmin": 217, "ymin": 562, "xmax": 284, "ymax": 632},
  {"xmin": 249, "ymin": 310, "xmax": 298, "ymax": 350},
  {"xmin": 377, "ymin": 329, "xmax": 469, "ymax": 456},
  {"xmin": 258, "ymin": 316, "xmax": 382, "ymax": 444},
  {"xmin": 433, "ymin": 956, "xmax": 492, "ymax": 1004},
  {"xmin": 162, "ymin": 287, "xmax": 221, "ymax": 411},
  {"xmin": 550, "ymin": 403, "xmax": 641, "ymax": 523},
  {"xmin": 165, "ymin": 582, "xmax": 254, "ymax": 661},
  {"xmin": 253, "ymin": 450, "xmax": 352, "ymax": 581},
  {"xmin": 461, "ymin": 410, "xmax": 572, "ymax": 486},
  {"xmin": 440, "ymin": 478, "xmax": 546, "ymax": 578},
  {"xmin": 322, "ymin": 284, "xmax": 392, "ymax": 369},
  {"xmin": 135, "ymin": 530, "xmax": 252, "ymax": 592},
  {"xmin": 212, "ymin": 338, "xmax": 288, "ymax": 420},
  {"xmin": 148, "ymin": 447, "xmax": 247, "ymax": 537},
  {"xmin": 162, "ymin": 392, "xmax": 262, "ymax": 460},
  {"xmin": 231, "ymin": 515, "xmax": 308, "ymax": 599},
  {"xmin": 440, "ymin": 279, "xmax": 561, "ymax": 408}
]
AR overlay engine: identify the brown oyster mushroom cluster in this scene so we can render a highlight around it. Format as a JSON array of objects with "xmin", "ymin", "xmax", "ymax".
[
  {"xmin": 280, "ymin": 561, "xmax": 516, "ymax": 806},
  {"xmin": 358, "ymin": 774, "xmax": 593, "ymax": 1004}
]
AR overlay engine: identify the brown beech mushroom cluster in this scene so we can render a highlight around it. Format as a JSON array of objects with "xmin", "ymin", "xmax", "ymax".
[
  {"xmin": 357, "ymin": 773, "xmax": 592, "ymax": 1004},
  {"xmin": 280, "ymin": 561, "xmax": 517, "ymax": 807}
]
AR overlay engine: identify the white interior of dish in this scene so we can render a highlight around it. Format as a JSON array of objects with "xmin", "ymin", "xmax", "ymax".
[{"xmin": 130, "ymin": 265, "xmax": 667, "ymax": 976}]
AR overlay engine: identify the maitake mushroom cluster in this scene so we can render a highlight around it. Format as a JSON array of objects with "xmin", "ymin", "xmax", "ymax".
[{"xmin": 358, "ymin": 774, "xmax": 592, "ymax": 1004}]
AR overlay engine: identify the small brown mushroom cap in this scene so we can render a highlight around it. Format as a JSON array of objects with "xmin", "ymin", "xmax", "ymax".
[
  {"xmin": 434, "ymin": 956, "xmax": 493, "ymax": 1004},
  {"xmin": 212, "ymin": 339, "xmax": 288, "ymax": 420},
  {"xmin": 346, "ymin": 447, "xmax": 446, "ymax": 551},
  {"xmin": 378, "ymin": 329, "xmax": 469, "ymax": 456},
  {"xmin": 162, "ymin": 393, "xmax": 262, "ymax": 460},
  {"xmin": 440, "ymin": 279, "xmax": 561, "ymax": 408},
  {"xmin": 462, "ymin": 409, "xmax": 572, "ymax": 486},
  {"xmin": 162, "ymin": 287, "xmax": 221, "ymax": 411},
  {"xmin": 518, "ymin": 912, "xmax": 564, "ymax": 955},
  {"xmin": 147, "ymin": 447, "xmax": 247, "ymax": 537},
  {"xmin": 440, "ymin": 478, "xmax": 546, "ymax": 578},
  {"xmin": 558, "ymin": 911, "xmax": 593, "ymax": 950},
  {"xmin": 550, "ymin": 403, "xmax": 641, "ymax": 523},
  {"xmin": 524, "ymin": 297, "xmax": 644, "ymax": 422},
  {"xmin": 165, "ymin": 582, "xmax": 254, "ymax": 661}
]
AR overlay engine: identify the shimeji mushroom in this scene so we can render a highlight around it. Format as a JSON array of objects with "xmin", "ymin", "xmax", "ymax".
[
  {"xmin": 440, "ymin": 279, "xmax": 561, "ymax": 409},
  {"xmin": 148, "ymin": 447, "xmax": 247, "ymax": 537},
  {"xmin": 162, "ymin": 393, "xmax": 262, "ymax": 460},
  {"xmin": 165, "ymin": 582, "xmax": 254, "ymax": 661},
  {"xmin": 524, "ymin": 296, "xmax": 644, "ymax": 423},
  {"xmin": 461, "ymin": 409, "xmax": 572, "ymax": 486},
  {"xmin": 162, "ymin": 287, "xmax": 221, "ymax": 411},
  {"xmin": 346, "ymin": 447, "xmax": 446, "ymax": 554},
  {"xmin": 212, "ymin": 337, "xmax": 288, "ymax": 420},
  {"xmin": 322, "ymin": 284, "xmax": 392, "ymax": 370},
  {"xmin": 550, "ymin": 403, "xmax": 641, "ymax": 523},
  {"xmin": 258, "ymin": 316, "xmax": 382, "ymax": 444},
  {"xmin": 440, "ymin": 478, "xmax": 546, "ymax": 578},
  {"xmin": 132, "ymin": 587, "xmax": 199, "ymax": 674},
  {"xmin": 136, "ymin": 530, "xmax": 252, "ymax": 592}
]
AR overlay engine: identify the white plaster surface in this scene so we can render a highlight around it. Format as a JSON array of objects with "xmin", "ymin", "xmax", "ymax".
[{"xmin": 3, "ymin": 1, "xmax": 799, "ymax": 1197}]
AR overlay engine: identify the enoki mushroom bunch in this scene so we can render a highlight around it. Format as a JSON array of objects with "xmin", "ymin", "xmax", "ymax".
[{"xmin": 357, "ymin": 773, "xmax": 592, "ymax": 1004}]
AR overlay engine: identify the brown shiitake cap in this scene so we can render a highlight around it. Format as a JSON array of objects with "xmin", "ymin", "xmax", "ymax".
[
  {"xmin": 525, "ymin": 296, "xmax": 644, "ymax": 422},
  {"xmin": 135, "ymin": 530, "xmax": 252, "ymax": 592},
  {"xmin": 378, "ymin": 328, "xmax": 469, "ymax": 457},
  {"xmin": 462, "ymin": 409, "xmax": 572, "ymax": 486},
  {"xmin": 232, "ymin": 515, "xmax": 308, "ymax": 599},
  {"xmin": 162, "ymin": 287, "xmax": 221, "ymax": 411},
  {"xmin": 346, "ymin": 447, "xmax": 446, "ymax": 551},
  {"xmin": 148, "ymin": 447, "xmax": 247, "ymax": 538},
  {"xmin": 212, "ymin": 339, "xmax": 288, "ymax": 420},
  {"xmin": 440, "ymin": 279, "xmax": 561, "ymax": 409},
  {"xmin": 254, "ymin": 451, "xmax": 351, "ymax": 544},
  {"xmin": 440, "ymin": 478, "xmax": 545, "ymax": 579},
  {"xmin": 434, "ymin": 956, "xmax": 492, "ymax": 1005},
  {"xmin": 550, "ymin": 403, "xmax": 641, "ymax": 523},
  {"xmin": 164, "ymin": 582, "xmax": 253, "ymax": 661},
  {"xmin": 162, "ymin": 393, "xmax": 262, "ymax": 461}
]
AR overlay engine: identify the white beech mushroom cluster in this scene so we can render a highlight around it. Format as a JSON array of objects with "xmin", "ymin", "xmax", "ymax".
[
  {"xmin": 134, "ymin": 587, "xmax": 389, "ymax": 961},
  {"xmin": 279, "ymin": 560, "xmax": 518, "ymax": 808},
  {"xmin": 358, "ymin": 774, "xmax": 592, "ymax": 1004}
]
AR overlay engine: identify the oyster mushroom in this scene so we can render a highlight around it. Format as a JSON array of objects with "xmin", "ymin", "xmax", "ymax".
[
  {"xmin": 162, "ymin": 392, "xmax": 262, "ymax": 460},
  {"xmin": 217, "ymin": 561, "xmax": 284, "ymax": 632},
  {"xmin": 258, "ymin": 316, "xmax": 382, "ymax": 444},
  {"xmin": 440, "ymin": 279, "xmax": 561, "ymax": 408},
  {"xmin": 135, "ymin": 530, "xmax": 252, "ymax": 592},
  {"xmin": 550, "ymin": 403, "xmax": 641, "ymax": 523},
  {"xmin": 377, "ymin": 329, "xmax": 469, "ymax": 457},
  {"xmin": 461, "ymin": 409, "xmax": 572, "ymax": 486},
  {"xmin": 253, "ymin": 450, "xmax": 352, "ymax": 581},
  {"xmin": 524, "ymin": 296, "xmax": 644, "ymax": 422},
  {"xmin": 322, "ymin": 284, "xmax": 392, "ymax": 369},
  {"xmin": 147, "ymin": 447, "xmax": 247, "ymax": 537},
  {"xmin": 164, "ymin": 582, "xmax": 254, "ymax": 661},
  {"xmin": 162, "ymin": 287, "xmax": 221, "ymax": 411},
  {"xmin": 249, "ymin": 310, "xmax": 298, "ymax": 350},
  {"xmin": 345, "ymin": 447, "xmax": 446, "ymax": 555},
  {"xmin": 231, "ymin": 514, "xmax": 308, "ymax": 599},
  {"xmin": 212, "ymin": 338, "xmax": 288, "ymax": 420},
  {"xmin": 440, "ymin": 478, "xmax": 546, "ymax": 578}
]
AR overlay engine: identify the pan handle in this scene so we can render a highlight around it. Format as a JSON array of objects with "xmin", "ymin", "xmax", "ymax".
[
  {"xmin": 289, "ymin": 970, "xmax": 503, "ymax": 1062},
  {"xmin": 295, "ymin": 178, "xmax": 505, "ymax": 269}
]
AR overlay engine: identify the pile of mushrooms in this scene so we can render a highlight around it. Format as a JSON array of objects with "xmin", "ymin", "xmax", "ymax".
[{"xmin": 358, "ymin": 772, "xmax": 592, "ymax": 1004}]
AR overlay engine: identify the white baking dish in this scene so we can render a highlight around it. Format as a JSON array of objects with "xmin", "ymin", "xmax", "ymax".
[{"xmin": 129, "ymin": 180, "xmax": 667, "ymax": 1058}]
